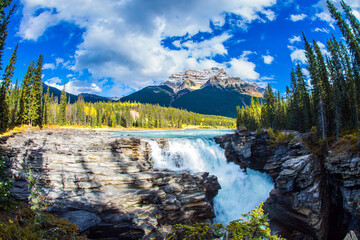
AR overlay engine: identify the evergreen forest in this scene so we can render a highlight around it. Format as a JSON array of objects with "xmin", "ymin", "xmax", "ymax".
[{"xmin": 237, "ymin": 0, "xmax": 360, "ymax": 141}]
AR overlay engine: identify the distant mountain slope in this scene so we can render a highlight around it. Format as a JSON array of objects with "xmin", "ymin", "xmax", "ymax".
[
  {"xmin": 42, "ymin": 84, "xmax": 111, "ymax": 103},
  {"xmin": 121, "ymin": 85, "xmax": 173, "ymax": 106},
  {"xmin": 121, "ymin": 67, "xmax": 264, "ymax": 117},
  {"xmin": 172, "ymin": 85, "xmax": 253, "ymax": 118}
]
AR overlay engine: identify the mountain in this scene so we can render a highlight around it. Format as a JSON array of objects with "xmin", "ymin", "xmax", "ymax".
[
  {"xmin": 42, "ymin": 84, "xmax": 112, "ymax": 103},
  {"xmin": 121, "ymin": 67, "xmax": 264, "ymax": 118}
]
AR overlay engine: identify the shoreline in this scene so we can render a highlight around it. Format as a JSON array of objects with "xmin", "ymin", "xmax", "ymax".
[{"xmin": 0, "ymin": 124, "xmax": 236, "ymax": 137}]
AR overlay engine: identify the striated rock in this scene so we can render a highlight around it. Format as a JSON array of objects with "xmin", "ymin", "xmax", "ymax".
[
  {"xmin": 325, "ymin": 151, "xmax": 360, "ymax": 238},
  {"xmin": 3, "ymin": 129, "xmax": 220, "ymax": 239},
  {"xmin": 215, "ymin": 130, "xmax": 326, "ymax": 240}
]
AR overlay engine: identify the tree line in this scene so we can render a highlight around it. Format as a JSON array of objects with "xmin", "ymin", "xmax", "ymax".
[
  {"xmin": 42, "ymin": 90, "xmax": 235, "ymax": 128},
  {"xmin": 3, "ymin": 70, "xmax": 235, "ymax": 130},
  {"xmin": 237, "ymin": 0, "xmax": 360, "ymax": 140}
]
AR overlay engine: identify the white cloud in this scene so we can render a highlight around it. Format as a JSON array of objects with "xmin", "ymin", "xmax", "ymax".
[
  {"xmin": 181, "ymin": 33, "xmax": 231, "ymax": 59},
  {"xmin": 45, "ymin": 79, "xmax": 102, "ymax": 95},
  {"xmin": 227, "ymin": 53, "xmax": 259, "ymax": 80},
  {"xmin": 43, "ymin": 63, "xmax": 55, "ymax": 70},
  {"xmin": 289, "ymin": 35, "xmax": 301, "ymax": 44},
  {"xmin": 262, "ymin": 55, "xmax": 274, "ymax": 64},
  {"xmin": 314, "ymin": 27, "xmax": 329, "ymax": 33},
  {"xmin": 290, "ymin": 49, "xmax": 306, "ymax": 64},
  {"xmin": 315, "ymin": 12, "xmax": 335, "ymax": 29},
  {"xmin": 19, "ymin": 11, "xmax": 61, "ymax": 40},
  {"xmin": 18, "ymin": 0, "xmax": 277, "ymax": 95},
  {"xmin": 56, "ymin": 58, "xmax": 64, "ymax": 67},
  {"xmin": 290, "ymin": 13, "xmax": 307, "ymax": 21},
  {"xmin": 47, "ymin": 77, "xmax": 62, "ymax": 84},
  {"xmin": 262, "ymin": 9, "xmax": 276, "ymax": 21}
]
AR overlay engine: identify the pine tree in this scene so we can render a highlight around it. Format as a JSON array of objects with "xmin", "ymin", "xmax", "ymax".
[
  {"xmin": 30, "ymin": 54, "xmax": 44, "ymax": 127},
  {"xmin": 76, "ymin": 95, "xmax": 85, "ymax": 125},
  {"xmin": 0, "ymin": 1, "xmax": 15, "ymax": 71},
  {"xmin": 17, "ymin": 61, "xmax": 35, "ymax": 125},
  {"xmin": 296, "ymin": 64, "xmax": 312, "ymax": 131},
  {"xmin": 303, "ymin": 34, "xmax": 326, "ymax": 140},
  {"xmin": 340, "ymin": 0, "xmax": 360, "ymax": 45},
  {"xmin": 8, "ymin": 78, "xmax": 20, "ymax": 125},
  {"xmin": 263, "ymin": 84, "xmax": 275, "ymax": 128},
  {"xmin": 288, "ymin": 69, "xmax": 299, "ymax": 130},
  {"xmin": 59, "ymin": 85, "xmax": 67, "ymax": 125},
  {"xmin": 327, "ymin": 0, "xmax": 360, "ymax": 66},
  {"xmin": 313, "ymin": 40, "xmax": 333, "ymax": 136},
  {"xmin": 0, "ymin": 44, "xmax": 17, "ymax": 130},
  {"xmin": 42, "ymin": 87, "xmax": 50, "ymax": 126},
  {"xmin": 340, "ymin": 41, "xmax": 359, "ymax": 130}
]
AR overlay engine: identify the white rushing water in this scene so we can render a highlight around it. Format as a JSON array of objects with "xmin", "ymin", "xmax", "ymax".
[{"xmin": 116, "ymin": 129, "xmax": 274, "ymax": 225}]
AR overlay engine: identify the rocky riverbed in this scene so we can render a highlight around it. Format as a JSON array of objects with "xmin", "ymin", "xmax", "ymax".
[
  {"xmin": 2, "ymin": 129, "xmax": 220, "ymax": 239},
  {"xmin": 215, "ymin": 130, "xmax": 360, "ymax": 240}
]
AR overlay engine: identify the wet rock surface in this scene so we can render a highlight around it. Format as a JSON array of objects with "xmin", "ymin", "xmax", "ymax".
[
  {"xmin": 325, "ymin": 150, "xmax": 360, "ymax": 239},
  {"xmin": 215, "ymin": 130, "xmax": 360, "ymax": 240},
  {"xmin": 3, "ymin": 129, "xmax": 220, "ymax": 239}
]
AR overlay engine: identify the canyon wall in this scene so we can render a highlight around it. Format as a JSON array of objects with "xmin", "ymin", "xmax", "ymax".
[{"xmin": 215, "ymin": 130, "xmax": 360, "ymax": 240}]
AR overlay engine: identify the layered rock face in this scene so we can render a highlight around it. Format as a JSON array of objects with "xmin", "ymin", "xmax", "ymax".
[
  {"xmin": 215, "ymin": 131, "xmax": 325, "ymax": 239},
  {"xmin": 215, "ymin": 130, "xmax": 360, "ymax": 240},
  {"xmin": 4, "ymin": 129, "xmax": 220, "ymax": 239},
  {"xmin": 325, "ymin": 150, "xmax": 360, "ymax": 238}
]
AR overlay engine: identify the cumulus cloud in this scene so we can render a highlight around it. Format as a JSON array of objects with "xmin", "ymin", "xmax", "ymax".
[
  {"xmin": 19, "ymin": 0, "xmax": 277, "ymax": 95},
  {"xmin": 289, "ymin": 35, "xmax": 301, "ymax": 44},
  {"xmin": 315, "ymin": 12, "xmax": 335, "ymax": 27},
  {"xmin": 290, "ymin": 49, "xmax": 306, "ymax": 64},
  {"xmin": 290, "ymin": 13, "xmax": 307, "ymax": 21},
  {"xmin": 45, "ymin": 79, "xmax": 102, "ymax": 95},
  {"xmin": 46, "ymin": 77, "xmax": 62, "ymax": 84},
  {"xmin": 43, "ymin": 63, "xmax": 55, "ymax": 70},
  {"xmin": 227, "ymin": 52, "xmax": 260, "ymax": 80},
  {"xmin": 262, "ymin": 55, "xmax": 274, "ymax": 64}
]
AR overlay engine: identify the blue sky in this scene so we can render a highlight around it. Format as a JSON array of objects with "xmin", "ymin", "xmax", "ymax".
[{"xmin": 4, "ymin": 0, "xmax": 360, "ymax": 97}]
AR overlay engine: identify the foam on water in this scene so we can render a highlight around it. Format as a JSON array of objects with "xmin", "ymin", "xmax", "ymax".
[{"xmin": 118, "ymin": 129, "xmax": 273, "ymax": 225}]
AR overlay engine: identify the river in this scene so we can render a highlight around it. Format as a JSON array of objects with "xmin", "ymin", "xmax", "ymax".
[{"xmin": 115, "ymin": 129, "xmax": 273, "ymax": 225}]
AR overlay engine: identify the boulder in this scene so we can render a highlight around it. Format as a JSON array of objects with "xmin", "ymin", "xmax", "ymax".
[{"xmin": 58, "ymin": 210, "xmax": 101, "ymax": 232}]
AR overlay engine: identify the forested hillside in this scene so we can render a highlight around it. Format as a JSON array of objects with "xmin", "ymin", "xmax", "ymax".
[{"xmin": 237, "ymin": 0, "xmax": 360, "ymax": 141}]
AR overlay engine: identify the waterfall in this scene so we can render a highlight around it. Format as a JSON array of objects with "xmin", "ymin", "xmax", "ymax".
[{"xmin": 146, "ymin": 137, "xmax": 274, "ymax": 225}]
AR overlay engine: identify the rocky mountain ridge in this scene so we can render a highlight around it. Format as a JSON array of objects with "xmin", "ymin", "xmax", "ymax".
[
  {"xmin": 162, "ymin": 67, "xmax": 263, "ymax": 97},
  {"xmin": 121, "ymin": 67, "xmax": 264, "ymax": 118}
]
